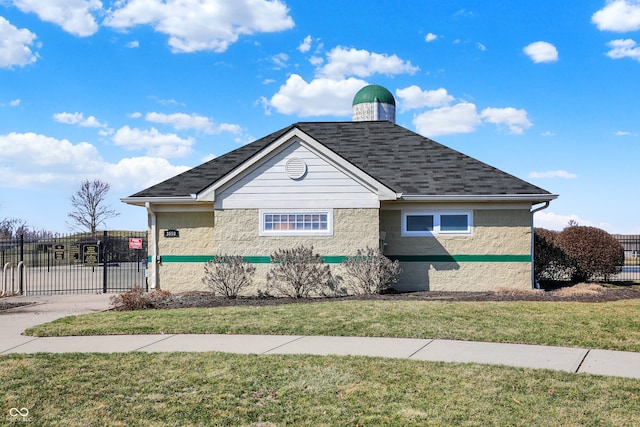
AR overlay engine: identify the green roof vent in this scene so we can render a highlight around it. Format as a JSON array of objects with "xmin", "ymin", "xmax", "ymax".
[{"xmin": 352, "ymin": 85, "xmax": 396, "ymax": 123}]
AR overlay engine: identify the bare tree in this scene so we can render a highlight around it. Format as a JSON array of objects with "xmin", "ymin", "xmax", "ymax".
[{"xmin": 67, "ymin": 179, "xmax": 120, "ymax": 235}]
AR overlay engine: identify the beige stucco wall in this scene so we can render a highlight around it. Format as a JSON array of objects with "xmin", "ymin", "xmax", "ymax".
[
  {"xmin": 154, "ymin": 208, "xmax": 379, "ymax": 294},
  {"xmin": 380, "ymin": 208, "xmax": 532, "ymax": 291},
  {"xmin": 152, "ymin": 206, "xmax": 534, "ymax": 293},
  {"xmin": 213, "ymin": 208, "xmax": 379, "ymax": 295},
  {"xmin": 155, "ymin": 211, "xmax": 214, "ymax": 292}
]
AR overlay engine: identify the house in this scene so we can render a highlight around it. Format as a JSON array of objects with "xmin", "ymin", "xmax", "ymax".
[
  {"xmin": 122, "ymin": 85, "xmax": 557, "ymax": 293},
  {"xmin": 612, "ymin": 235, "xmax": 640, "ymax": 258}
]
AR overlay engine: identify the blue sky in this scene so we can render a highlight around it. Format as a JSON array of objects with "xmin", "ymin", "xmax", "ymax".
[{"xmin": 1, "ymin": 0, "xmax": 639, "ymax": 234}]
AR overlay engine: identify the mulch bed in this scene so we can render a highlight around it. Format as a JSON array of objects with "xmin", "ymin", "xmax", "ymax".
[
  {"xmin": 151, "ymin": 285, "xmax": 640, "ymax": 310},
  {"xmin": 0, "ymin": 300, "xmax": 35, "ymax": 312}
]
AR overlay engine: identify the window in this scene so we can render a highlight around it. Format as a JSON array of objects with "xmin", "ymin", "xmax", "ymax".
[
  {"xmin": 402, "ymin": 211, "xmax": 472, "ymax": 236},
  {"xmin": 260, "ymin": 210, "xmax": 333, "ymax": 236}
]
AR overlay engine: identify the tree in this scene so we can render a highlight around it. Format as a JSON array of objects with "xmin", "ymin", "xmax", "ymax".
[{"xmin": 67, "ymin": 179, "xmax": 120, "ymax": 235}]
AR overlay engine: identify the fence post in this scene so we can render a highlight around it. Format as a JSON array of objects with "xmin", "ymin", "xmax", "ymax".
[
  {"xmin": 19, "ymin": 233, "xmax": 24, "ymax": 294},
  {"xmin": 103, "ymin": 230, "xmax": 108, "ymax": 293}
]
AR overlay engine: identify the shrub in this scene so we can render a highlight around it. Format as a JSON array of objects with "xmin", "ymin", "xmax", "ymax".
[
  {"xmin": 342, "ymin": 247, "xmax": 401, "ymax": 295},
  {"xmin": 555, "ymin": 225, "xmax": 624, "ymax": 282},
  {"xmin": 202, "ymin": 255, "xmax": 256, "ymax": 298},
  {"xmin": 534, "ymin": 228, "xmax": 572, "ymax": 281},
  {"xmin": 110, "ymin": 287, "xmax": 172, "ymax": 311},
  {"xmin": 266, "ymin": 245, "xmax": 332, "ymax": 298}
]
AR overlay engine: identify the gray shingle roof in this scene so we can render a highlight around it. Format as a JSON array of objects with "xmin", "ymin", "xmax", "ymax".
[{"xmin": 129, "ymin": 121, "xmax": 553, "ymax": 199}]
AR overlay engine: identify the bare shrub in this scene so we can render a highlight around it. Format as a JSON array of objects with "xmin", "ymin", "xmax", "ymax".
[
  {"xmin": 266, "ymin": 245, "xmax": 332, "ymax": 298},
  {"xmin": 110, "ymin": 287, "xmax": 172, "ymax": 311},
  {"xmin": 202, "ymin": 255, "xmax": 256, "ymax": 298},
  {"xmin": 342, "ymin": 247, "xmax": 401, "ymax": 295}
]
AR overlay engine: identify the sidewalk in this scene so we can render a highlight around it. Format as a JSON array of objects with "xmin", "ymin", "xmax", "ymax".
[{"xmin": 2, "ymin": 294, "xmax": 640, "ymax": 380}]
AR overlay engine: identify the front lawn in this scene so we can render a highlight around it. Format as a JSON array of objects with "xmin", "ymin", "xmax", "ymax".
[
  {"xmin": 26, "ymin": 299, "xmax": 640, "ymax": 352},
  {"xmin": 2, "ymin": 352, "xmax": 639, "ymax": 426}
]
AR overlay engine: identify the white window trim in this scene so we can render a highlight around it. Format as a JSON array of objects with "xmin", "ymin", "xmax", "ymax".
[
  {"xmin": 259, "ymin": 209, "xmax": 334, "ymax": 236},
  {"xmin": 401, "ymin": 210, "xmax": 473, "ymax": 236}
]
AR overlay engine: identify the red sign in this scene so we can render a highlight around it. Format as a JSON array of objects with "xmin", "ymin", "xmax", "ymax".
[{"xmin": 129, "ymin": 238, "xmax": 143, "ymax": 249}]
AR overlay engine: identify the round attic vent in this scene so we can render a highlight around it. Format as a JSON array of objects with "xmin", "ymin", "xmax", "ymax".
[{"xmin": 285, "ymin": 157, "xmax": 307, "ymax": 180}]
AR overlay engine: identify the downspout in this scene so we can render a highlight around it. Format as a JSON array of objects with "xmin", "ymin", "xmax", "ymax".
[
  {"xmin": 146, "ymin": 202, "xmax": 158, "ymax": 290},
  {"xmin": 530, "ymin": 201, "xmax": 550, "ymax": 289}
]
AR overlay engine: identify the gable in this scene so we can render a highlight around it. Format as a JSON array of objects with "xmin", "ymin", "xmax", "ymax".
[{"xmin": 213, "ymin": 137, "xmax": 389, "ymax": 209}]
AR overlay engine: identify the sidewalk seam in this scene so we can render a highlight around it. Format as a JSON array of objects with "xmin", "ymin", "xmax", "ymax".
[
  {"xmin": 408, "ymin": 339, "xmax": 434, "ymax": 359},
  {"xmin": 261, "ymin": 336, "xmax": 306, "ymax": 354},
  {"xmin": 134, "ymin": 335, "xmax": 177, "ymax": 351},
  {"xmin": 574, "ymin": 349, "xmax": 591, "ymax": 373},
  {"xmin": 0, "ymin": 337, "xmax": 41, "ymax": 354}
]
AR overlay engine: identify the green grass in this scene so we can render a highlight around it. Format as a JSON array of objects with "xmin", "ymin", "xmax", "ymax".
[
  {"xmin": 26, "ymin": 299, "xmax": 640, "ymax": 351},
  {"xmin": 2, "ymin": 352, "xmax": 640, "ymax": 426}
]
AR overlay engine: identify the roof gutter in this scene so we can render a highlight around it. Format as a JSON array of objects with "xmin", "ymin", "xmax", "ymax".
[
  {"xmin": 121, "ymin": 196, "xmax": 201, "ymax": 206},
  {"xmin": 400, "ymin": 194, "xmax": 558, "ymax": 202},
  {"xmin": 530, "ymin": 201, "xmax": 551, "ymax": 289}
]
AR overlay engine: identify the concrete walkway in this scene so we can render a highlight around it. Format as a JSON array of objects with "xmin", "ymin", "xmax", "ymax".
[{"xmin": 2, "ymin": 294, "xmax": 640, "ymax": 380}]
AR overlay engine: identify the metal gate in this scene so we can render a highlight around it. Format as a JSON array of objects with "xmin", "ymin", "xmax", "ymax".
[{"xmin": 1, "ymin": 231, "xmax": 148, "ymax": 295}]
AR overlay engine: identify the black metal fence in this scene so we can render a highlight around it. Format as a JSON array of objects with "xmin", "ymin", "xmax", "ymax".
[
  {"xmin": 611, "ymin": 234, "xmax": 640, "ymax": 282},
  {"xmin": 1, "ymin": 231, "xmax": 148, "ymax": 295}
]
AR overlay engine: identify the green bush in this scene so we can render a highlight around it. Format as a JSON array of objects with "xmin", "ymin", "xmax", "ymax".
[
  {"xmin": 202, "ymin": 255, "xmax": 256, "ymax": 299},
  {"xmin": 266, "ymin": 245, "xmax": 332, "ymax": 298},
  {"xmin": 342, "ymin": 247, "xmax": 401, "ymax": 295}
]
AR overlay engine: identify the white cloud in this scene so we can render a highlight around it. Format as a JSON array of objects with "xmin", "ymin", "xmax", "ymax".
[
  {"xmin": 396, "ymin": 85, "xmax": 454, "ymax": 111},
  {"xmin": 480, "ymin": 107, "xmax": 532, "ymax": 134},
  {"xmin": 476, "ymin": 42, "xmax": 486, "ymax": 51},
  {"xmin": 126, "ymin": 40, "xmax": 140, "ymax": 48},
  {"xmin": 0, "ymin": 16, "xmax": 38, "ymax": 68},
  {"xmin": 534, "ymin": 211, "xmax": 588, "ymax": 231},
  {"xmin": 0, "ymin": 132, "xmax": 189, "ymax": 213},
  {"xmin": 128, "ymin": 112, "xmax": 142, "ymax": 119},
  {"xmin": 265, "ymin": 46, "xmax": 418, "ymax": 117},
  {"xmin": 271, "ymin": 52, "xmax": 289, "ymax": 69},
  {"xmin": 104, "ymin": 157, "xmax": 190, "ymax": 190},
  {"xmin": 104, "ymin": 0, "xmax": 295, "ymax": 53},
  {"xmin": 542, "ymin": 131, "xmax": 555, "ymax": 137},
  {"xmin": 523, "ymin": 41, "xmax": 559, "ymax": 63},
  {"xmin": 425, "ymin": 33, "xmax": 438, "ymax": 42},
  {"xmin": 12, "ymin": 0, "xmax": 102, "ymax": 37},
  {"xmin": 592, "ymin": 0, "xmax": 640, "ymax": 32},
  {"xmin": 413, "ymin": 102, "xmax": 482, "ymax": 137},
  {"xmin": 318, "ymin": 46, "xmax": 419, "ymax": 79},
  {"xmin": 53, "ymin": 112, "xmax": 107, "ymax": 128},
  {"xmin": 298, "ymin": 35, "xmax": 312, "ymax": 53},
  {"xmin": 267, "ymin": 74, "xmax": 368, "ymax": 116},
  {"xmin": 112, "ymin": 126, "xmax": 194, "ymax": 158},
  {"xmin": 144, "ymin": 112, "xmax": 242, "ymax": 135},
  {"xmin": 606, "ymin": 38, "xmax": 640, "ymax": 61},
  {"xmin": 529, "ymin": 170, "xmax": 578, "ymax": 179},
  {"xmin": 9, "ymin": 99, "xmax": 21, "ymax": 106}
]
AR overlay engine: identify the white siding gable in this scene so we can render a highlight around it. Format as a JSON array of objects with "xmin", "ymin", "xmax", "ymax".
[{"xmin": 215, "ymin": 140, "xmax": 380, "ymax": 209}]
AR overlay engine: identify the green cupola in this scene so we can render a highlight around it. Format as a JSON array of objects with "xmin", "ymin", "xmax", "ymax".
[{"xmin": 352, "ymin": 85, "xmax": 396, "ymax": 123}]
